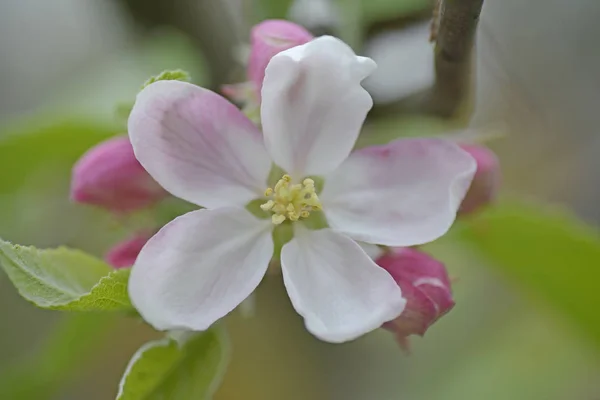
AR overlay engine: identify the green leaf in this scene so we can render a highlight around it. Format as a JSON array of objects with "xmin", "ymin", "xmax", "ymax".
[
  {"xmin": 143, "ymin": 69, "xmax": 191, "ymax": 88},
  {"xmin": 0, "ymin": 313, "xmax": 118, "ymax": 400},
  {"xmin": 356, "ymin": 115, "xmax": 459, "ymax": 148},
  {"xmin": 454, "ymin": 200, "xmax": 600, "ymax": 347},
  {"xmin": 0, "ymin": 239, "xmax": 133, "ymax": 311},
  {"xmin": 117, "ymin": 329, "xmax": 229, "ymax": 400},
  {"xmin": 0, "ymin": 118, "xmax": 117, "ymax": 194},
  {"xmin": 258, "ymin": 0, "xmax": 294, "ymax": 19},
  {"xmin": 0, "ymin": 118, "xmax": 127, "ymax": 252}
]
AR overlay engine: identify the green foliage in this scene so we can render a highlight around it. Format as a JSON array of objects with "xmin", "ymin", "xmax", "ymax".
[
  {"xmin": 0, "ymin": 239, "xmax": 133, "ymax": 312},
  {"xmin": 115, "ymin": 101, "xmax": 135, "ymax": 121},
  {"xmin": 453, "ymin": 201, "xmax": 600, "ymax": 348},
  {"xmin": 143, "ymin": 70, "xmax": 191, "ymax": 88},
  {"xmin": 258, "ymin": 0, "xmax": 294, "ymax": 19},
  {"xmin": 356, "ymin": 115, "xmax": 459, "ymax": 148},
  {"xmin": 0, "ymin": 313, "xmax": 118, "ymax": 400},
  {"xmin": 361, "ymin": 0, "xmax": 431, "ymax": 23},
  {"xmin": 117, "ymin": 329, "xmax": 229, "ymax": 400},
  {"xmin": 0, "ymin": 118, "xmax": 117, "ymax": 194},
  {"xmin": 0, "ymin": 118, "xmax": 126, "ymax": 253}
]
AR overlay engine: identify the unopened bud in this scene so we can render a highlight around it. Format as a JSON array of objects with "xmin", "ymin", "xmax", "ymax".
[
  {"xmin": 105, "ymin": 233, "xmax": 150, "ymax": 268},
  {"xmin": 377, "ymin": 248, "xmax": 455, "ymax": 348},
  {"xmin": 249, "ymin": 20, "xmax": 313, "ymax": 94},
  {"xmin": 71, "ymin": 136, "xmax": 166, "ymax": 212},
  {"xmin": 459, "ymin": 144, "xmax": 500, "ymax": 215}
]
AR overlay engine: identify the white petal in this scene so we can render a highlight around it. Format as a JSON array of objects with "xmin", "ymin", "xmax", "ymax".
[
  {"xmin": 321, "ymin": 138, "xmax": 477, "ymax": 246},
  {"xmin": 128, "ymin": 81, "xmax": 272, "ymax": 208},
  {"xmin": 281, "ymin": 227, "xmax": 405, "ymax": 343},
  {"xmin": 261, "ymin": 36, "xmax": 376, "ymax": 178},
  {"xmin": 129, "ymin": 207, "xmax": 274, "ymax": 331}
]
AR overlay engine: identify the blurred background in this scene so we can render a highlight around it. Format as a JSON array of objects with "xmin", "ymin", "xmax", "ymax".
[{"xmin": 0, "ymin": 0, "xmax": 599, "ymax": 399}]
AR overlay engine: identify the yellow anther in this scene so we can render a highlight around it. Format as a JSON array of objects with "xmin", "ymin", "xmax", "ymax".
[
  {"xmin": 272, "ymin": 204, "xmax": 285, "ymax": 214},
  {"xmin": 274, "ymin": 180, "xmax": 284, "ymax": 192},
  {"xmin": 260, "ymin": 174, "xmax": 322, "ymax": 225},
  {"xmin": 260, "ymin": 200, "xmax": 274, "ymax": 211},
  {"xmin": 272, "ymin": 214, "xmax": 286, "ymax": 225},
  {"xmin": 288, "ymin": 213, "xmax": 299, "ymax": 222}
]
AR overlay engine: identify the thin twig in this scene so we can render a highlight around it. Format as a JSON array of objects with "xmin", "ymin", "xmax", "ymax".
[
  {"xmin": 431, "ymin": 0, "xmax": 484, "ymax": 116},
  {"xmin": 370, "ymin": 0, "xmax": 484, "ymax": 118}
]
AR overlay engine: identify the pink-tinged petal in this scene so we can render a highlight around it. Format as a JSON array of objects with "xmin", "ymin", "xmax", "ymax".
[
  {"xmin": 129, "ymin": 207, "xmax": 274, "ymax": 331},
  {"xmin": 280, "ymin": 227, "xmax": 405, "ymax": 343},
  {"xmin": 128, "ymin": 81, "xmax": 272, "ymax": 209},
  {"xmin": 458, "ymin": 144, "xmax": 501, "ymax": 215},
  {"xmin": 321, "ymin": 138, "xmax": 476, "ymax": 246},
  {"xmin": 105, "ymin": 233, "xmax": 151, "ymax": 269},
  {"xmin": 377, "ymin": 248, "xmax": 455, "ymax": 345},
  {"xmin": 248, "ymin": 19, "xmax": 313, "ymax": 96},
  {"xmin": 261, "ymin": 36, "xmax": 376, "ymax": 178},
  {"xmin": 71, "ymin": 136, "xmax": 166, "ymax": 212},
  {"xmin": 382, "ymin": 284, "xmax": 437, "ymax": 337}
]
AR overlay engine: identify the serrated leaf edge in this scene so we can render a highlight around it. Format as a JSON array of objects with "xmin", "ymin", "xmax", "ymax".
[
  {"xmin": 0, "ymin": 239, "xmax": 133, "ymax": 311},
  {"xmin": 51, "ymin": 268, "xmax": 133, "ymax": 311}
]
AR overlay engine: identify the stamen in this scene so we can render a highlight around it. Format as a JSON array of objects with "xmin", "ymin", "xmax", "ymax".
[
  {"xmin": 272, "ymin": 214, "xmax": 286, "ymax": 225},
  {"xmin": 260, "ymin": 200, "xmax": 274, "ymax": 211},
  {"xmin": 260, "ymin": 174, "xmax": 322, "ymax": 225}
]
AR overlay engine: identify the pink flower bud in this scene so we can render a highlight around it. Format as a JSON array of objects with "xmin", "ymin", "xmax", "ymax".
[
  {"xmin": 71, "ymin": 136, "xmax": 166, "ymax": 212},
  {"xmin": 248, "ymin": 20, "xmax": 313, "ymax": 95},
  {"xmin": 459, "ymin": 144, "xmax": 500, "ymax": 215},
  {"xmin": 377, "ymin": 248, "xmax": 455, "ymax": 347},
  {"xmin": 105, "ymin": 233, "xmax": 150, "ymax": 268}
]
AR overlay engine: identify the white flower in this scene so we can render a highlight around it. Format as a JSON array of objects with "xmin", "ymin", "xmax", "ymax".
[{"xmin": 127, "ymin": 36, "xmax": 476, "ymax": 343}]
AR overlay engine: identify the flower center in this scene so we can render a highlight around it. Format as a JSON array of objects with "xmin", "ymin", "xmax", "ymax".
[{"xmin": 260, "ymin": 174, "xmax": 322, "ymax": 225}]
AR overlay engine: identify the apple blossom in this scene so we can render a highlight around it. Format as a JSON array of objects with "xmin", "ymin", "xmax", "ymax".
[{"xmin": 127, "ymin": 35, "xmax": 476, "ymax": 343}]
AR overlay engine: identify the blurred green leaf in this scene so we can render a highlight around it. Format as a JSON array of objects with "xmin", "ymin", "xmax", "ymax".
[
  {"xmin": 117, "ymin": 329, "xmax": 228, "ymax": 400},
  {"xmin": 52, "ymin": 31, "xmax": 208, "ymax": 120},
  {"xmin": 456, "ymin": 201, "xmax": 600, "ymax": 348},
  {"xmin": 356, "ymin": 115, "xmax": 459, "ymax": 148},
  {"xmin": 258, "ymin": 0, "xmax": 294, "ymax": 19},
  {"xmin": 336, "ymin": 0, "xmax": 364, "ymax": 49},
  {"xmin": 0, "ymin": 239, "xmax": 133, "ymax": 311},
  {"xmin": 0, "ymin": 118, "xmax": 126, "ymax": 252},
  {"xmin": 0, "ymin": 118, "xmax": 117, "ymax": 193},
  {"xmin": 361, "ymin": 0, "xmax": 431, "ymax": 24},
  {"xmin": 0, "ymin": 313, "xmax": 118, "ymax": 400}
]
